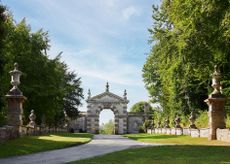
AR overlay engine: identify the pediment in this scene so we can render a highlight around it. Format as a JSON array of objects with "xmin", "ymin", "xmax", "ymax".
[{"xmin": 87, "ymin": 91, "xmax": 128, "ymax": 103}]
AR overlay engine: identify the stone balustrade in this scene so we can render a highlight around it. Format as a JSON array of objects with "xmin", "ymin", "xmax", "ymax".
[
  {"xmin": 216, "ymin": 128, "xmax": 230, "ymax": 142},
  {"xmin": 147, "ymin": 127, "xmax": 230, "ymax": 142}
]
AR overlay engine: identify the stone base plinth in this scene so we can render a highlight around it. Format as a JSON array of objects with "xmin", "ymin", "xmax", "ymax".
[
  {"xmin": 6, "ymin": 95, "xmax": 26, "ymax": 127},
  {"xmin": 205, "ymin": 96, "xmax": 226, "ymax": 140}
]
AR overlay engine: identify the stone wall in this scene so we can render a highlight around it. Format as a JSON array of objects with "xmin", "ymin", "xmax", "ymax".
[
  {"xmin": 216, "ymin": 128, "xmax": 230, "ymax": 142},
  {"xmin": 19, "ymin": 126, "xmax": 67, "ymax": 136},
  {"xmin": 0, "ymin": 126, "xmax": 18, "ymax": 143},
  {"xmin": 0, "ymin": 125, "xmax": 67, "ymax": 143},
  {"xmin": 147, "ymin": 127, "xmax": 230, "ymax": 143},
  {"xmin": 200, "ymin": 128, "xmax": 209, "ymax": 138},
  {"xmin": 71, "ymin": 115, "xmax": 87, "ymax": 132},
  {"xmin": 190, "ymin": 129, "xmax": 200, "ymax": 137},
  {"xmin": 148, "ymin": 128, "xmax": 206, "ymax": 137},
  {"xmin": 127, "ymin": 114, "xmax": 143, "ymax": 134}
]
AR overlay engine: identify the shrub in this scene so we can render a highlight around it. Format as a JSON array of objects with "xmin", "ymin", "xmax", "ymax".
[
  {"xmin": 226, "ymin": 115, "xmax": 230, "ymax": 128},
  {"xmin": 195, "ymin": 111, "xmax": 208, "ymax": 128}
]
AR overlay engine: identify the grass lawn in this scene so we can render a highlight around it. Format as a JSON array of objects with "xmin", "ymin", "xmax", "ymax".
[
  {"xmin": 70, "ymin": 145, "xmax": 230, "ymax": 164},
  {"xmin": 0, "ymin": 133, "xmax": 93, "ymax": 158},
  {"xmin": 69, "ymin": 134, "xmax": 230, "ymax": 164},
  {"xmin": 123, "ymin": 133, "xmax": 230, "ymax": 146}
]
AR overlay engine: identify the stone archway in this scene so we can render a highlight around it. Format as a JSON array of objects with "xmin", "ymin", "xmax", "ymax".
[
  {"xmin": 86, "ymin": 83, "xmax": 128, "ymax": 134},
  {"xmin": 70, "ymin": 83, "xmax": 148, "ymax": 134}
]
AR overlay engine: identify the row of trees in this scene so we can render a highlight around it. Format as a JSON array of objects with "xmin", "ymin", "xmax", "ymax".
[
  {"xmin": 0, "ymin": 4, "xmax": 83, "ymax": 126},
  {"xmin": 143, "ymin": 0, "xmax": 230, "ymax": 122}
]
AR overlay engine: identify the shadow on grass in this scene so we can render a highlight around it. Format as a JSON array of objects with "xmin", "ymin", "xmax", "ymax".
[{"xmin": 0, "ymin": 133, "xmax": 93, "ymax": 158}]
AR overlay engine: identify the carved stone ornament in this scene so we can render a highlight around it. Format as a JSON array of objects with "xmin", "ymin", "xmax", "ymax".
[
  {"xmin": 28, "ymin": 110, "xmax": 36, "ymax": 128},
  {"xmin": 8, "ymin": 63, "xmax": 23, "ymax": 95},
  {"xmin": 174, "ymin": 115, "xmax": 181, "ymax": 128},
  {"xmin": 189, "ymin": 110, "xmax": 197, "ymax": 129}
]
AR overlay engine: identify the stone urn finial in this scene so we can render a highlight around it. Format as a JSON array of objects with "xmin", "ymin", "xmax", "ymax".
[
  {"xmin": 220, "ymin": 85, "xmax": 223, "ymax": 94},
  {"xmin": 8, "ymin": 62, "xmax": 23, "ymax": 95},
  {"xmin": 28, "ymin": 110, "xmax": 36, "ymax": 128},
  {"xmin": 87, "ymin": 89, "xmax": 91, "ymax": 100},
  {"xmin": 174, "ymin": 115, "xmax": 181, "ymax": 128},
  {"xmin": 189, "ymin": 110, "xmax": 197, "ymax": 129},
  {"xmin": 123, "ymin": 89, "xmax": 127, "ymax": 99},
  {"xmin": 211, "ymin": 65, "xmax": 222, "ymax": 95},
  {"xmin": 106, "ymin": 82, "xmax": 109, "ymax": 92},
  {"xmin": 64, "ymin": 110, "xmax": 70, "ymax": 128}
]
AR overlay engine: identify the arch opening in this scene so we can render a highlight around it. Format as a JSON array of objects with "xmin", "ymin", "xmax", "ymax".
[{"xmin": 99, "ymin": 109, "xmax": 115, "ymax": 134}]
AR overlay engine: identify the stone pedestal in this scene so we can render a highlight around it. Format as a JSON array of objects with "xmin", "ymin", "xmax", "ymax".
[
  {"xmin": 6, "ymin": 95, "xmax": 26, "ymax": 135},
  {"xmin": 204, "ymin": 65, "xmax": 227, "ymax": 140},
  {"xmin": 205, "ymin": 96, "xmax": 226, "ymax": 140}
]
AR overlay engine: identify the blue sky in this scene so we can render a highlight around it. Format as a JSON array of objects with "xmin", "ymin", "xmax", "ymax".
[{"xmin": 2, "ymin": 0, "xmax": 160, "ymax": 124}]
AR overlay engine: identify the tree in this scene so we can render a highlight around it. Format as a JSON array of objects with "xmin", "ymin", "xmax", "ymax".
[
  {"xmin": 63, "ymin": 71, "xmax": 84, "ymax": 119},
  {"xmin": 129, "ymin": 101, "xmax": 153, "ymax": 113},
  {"xmin": 143, "ymin": 0, "xmax": 230, "ymax": 121},
  {"xmin": 100, "ymin": 120, "xmax": 114, "ymax": 134},
  {"xmin": 0, "ymin": 3, "xmax": 84, "ymax": 126},
  {"xmin": 0, "ymin": 4, "xmax": 7, "ymax": 125}
]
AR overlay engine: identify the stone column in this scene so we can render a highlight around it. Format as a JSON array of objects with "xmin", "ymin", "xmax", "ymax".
[
  {"xmin": 6, "ymin": 95, "xmax": 26, "ymax": 127},
  {"xmin": 114, "ymin": 117, "xmax": 119, "ymax": 134},
  {"xmin": 5, "ymin": 63, "xmax": 26, "ymax": 135},
  {"xmin": 205, "ymin": 66, "xmax": 227, "ymax": 140}
]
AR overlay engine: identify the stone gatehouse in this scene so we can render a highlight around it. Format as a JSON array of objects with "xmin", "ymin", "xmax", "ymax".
[{"xmin": 71, "ymin": 83, "xmax": 146, "ymax": 134}]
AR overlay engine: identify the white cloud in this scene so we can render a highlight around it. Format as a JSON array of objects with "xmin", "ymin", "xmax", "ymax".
[
  {"xmin": 122, "ymin": 6, "xmax": 140, "ymax": 20},
  {"xmin": 49, "ymin": 42, "xmax": 143, "ymax": 87}
]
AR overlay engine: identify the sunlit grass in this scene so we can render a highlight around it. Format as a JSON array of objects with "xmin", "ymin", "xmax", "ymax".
[
  {"xmin": 70, "ymin": 145, "xmax": 230, "ymax": 164},
  {"xmin": 123, "ymin": 133, "xmax": 230, "ymax": 146},
  {"xmin": 38, "ymin": 134, "xmax": 89, "ymax": 142},
  {"xmin": 0, "ymin": 133, "xmax": 93, "ymax": 158},
  {"xmin": 68, "ymin": 134, "xmax": 230, "ymax": 163}
]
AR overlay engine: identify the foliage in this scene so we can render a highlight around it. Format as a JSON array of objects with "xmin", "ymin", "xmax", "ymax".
[
  {"xmin": 0, "ymin": 4, "xmax": 7, "ymax": 125},
  {"xmin": 0, "ymin": 133, "xmax": 93, "ymax": 158},
  {"xmin": 142, "ymin": 120, "xmax": 152, "ymax": 132},
  {"xmin": 100, "ymin": 119, "xmax": 114, "ymax": 134},
  {"xmin": 143, "ymin": 0, "xmax": 230, "ymax": 121},
  {"xmin": 129, "ymin": 101, "xmax": 153, "ymax": 113},
  {"xmin": 0, "ymin": 3, "xmax": 83, "ymax": 126},
  {"xmin": 195, "ymin": 111, "xmax": 209, "ymax": 128},
  {"xmin": 226, "ymin": 115, "xmax": 230, "ymax": 128},
  {"xmin": 152, "ymin": 108, "xmax": 163, "ymax": 127},
  {"xmin": 63, "ymin": 71, "xmax": 84, "ymax": 120}
]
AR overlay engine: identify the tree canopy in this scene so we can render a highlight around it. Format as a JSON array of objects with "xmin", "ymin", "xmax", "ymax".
[
  {"xmin": 0, "ymin": 3, "xmax": 83, "ymax": 126},
  {"xmin": 129, "ymin": 101, "xmax": 153, "ymax": 113},
  {"xmin": 143, "ymin": 0, "xmax": 230, "ymax": 120}
]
